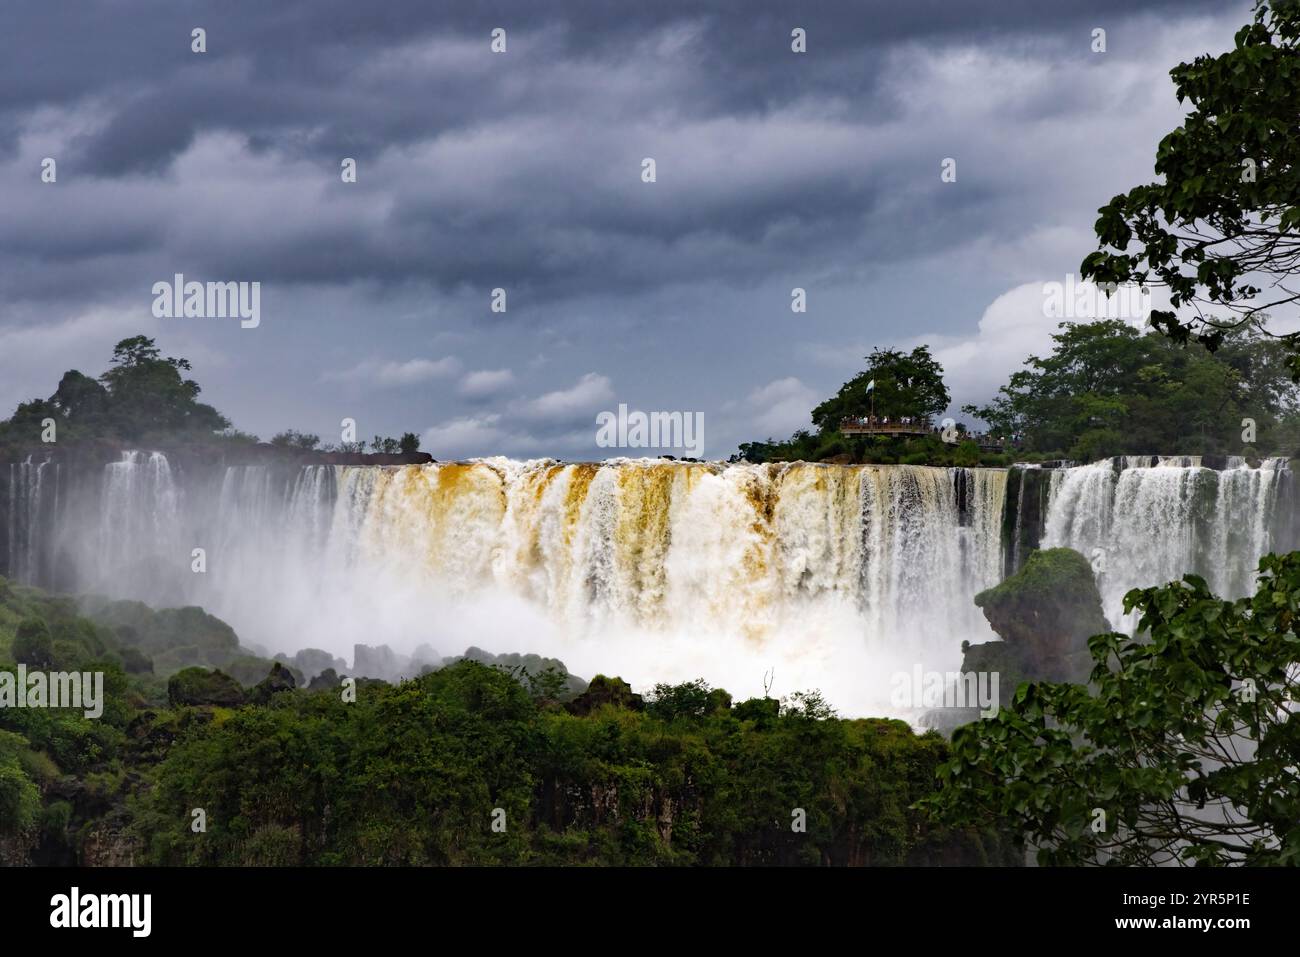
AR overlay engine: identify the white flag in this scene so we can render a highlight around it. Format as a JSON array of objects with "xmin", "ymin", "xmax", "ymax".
[{"xmin": 865, "ymin": 379, "xmax": 875, "ymax": 393}]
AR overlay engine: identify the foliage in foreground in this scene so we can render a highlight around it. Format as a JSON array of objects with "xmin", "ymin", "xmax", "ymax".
[
  {"xmin": 131, "ymin": 663, "xmax": 1012, "ymax": 866},
  {"xmin": 1083, "ymin": 1, "xmax": 1300, "ymax": 373},
  {"xmin": 928, "ymin": 551, "xmax": 1300, "ymax": 866},
  {"xmin": 0, "ymin": 577, "xmax": 1014, "ymax": 866}
]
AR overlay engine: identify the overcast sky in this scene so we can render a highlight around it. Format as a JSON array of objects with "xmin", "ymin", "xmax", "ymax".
[{"xmin": 0, "ymin": 0, "xmax": 1254, "ymax": 459}]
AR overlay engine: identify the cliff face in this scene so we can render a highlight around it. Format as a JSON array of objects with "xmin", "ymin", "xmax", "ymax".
[
  {"xmin": 0, "ymin": 438, "xmax": 433, "ymax": 472},
  {"xmin": 0, "ymin": 441, "xmax": 434, "ymax": 585}
]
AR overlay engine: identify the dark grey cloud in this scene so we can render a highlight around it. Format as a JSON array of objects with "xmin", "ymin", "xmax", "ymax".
[{"xmin": 0, "ymin": 0, "xmax": 1256, "ymax": 458}]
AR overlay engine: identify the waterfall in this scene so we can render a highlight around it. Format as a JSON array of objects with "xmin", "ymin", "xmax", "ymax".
[
  {"xmin": 1041, "ymin": 457, "xmax": 1287, "ymax": 629},
  {"xmin": 6, "ymin": 457, "xmax": 56, "ymax": 583},
  {"xmin": 0, "ymin": 453, "xmax": 1015, "ymax": 712},
  {"xmin": 2, "ymin": 449, "xmax": 1290, "ymax": 713},
  {"xmin": 92, "ymin": 451, "xmax": 183, "ymax": 597}
]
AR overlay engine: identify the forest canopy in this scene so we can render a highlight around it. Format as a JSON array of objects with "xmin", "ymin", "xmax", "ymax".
[
  {"xmin": 737, "ymin": 322, "xmax": 1300, "ymax": 464},
  {"xmin": 1082, "ymin": 1, "xmax": 1300, "ymax": 374},
  {"xmin": 0, "ymin": 336, "xmax": 422, "ymax": 456},
  {"xmin": 963, "ymin": 320, "xmax": 1300, "ymax": 461}
]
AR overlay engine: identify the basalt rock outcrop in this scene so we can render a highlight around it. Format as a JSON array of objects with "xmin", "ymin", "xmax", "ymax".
[
  {"xmin": 972, "ymin": 547, "xmax": 1109, "ymax": 685},
  {"xmin": 250, "ymin": 662, "xmax": 298, "ymax": 703},
  {"xmin": 166, "ymin": 666, "xmax": 248, "ymax": 707},
  {"xmin": 565, "ymin": 675, "xmax": 643, "ymax": 716},
  {"xmin": 926, "ymin": 548, "xmax": 1108, "ymax": 733}
]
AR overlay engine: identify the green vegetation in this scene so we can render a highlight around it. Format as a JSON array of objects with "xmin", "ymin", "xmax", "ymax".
[
  {"xmin": 0, "ymin": 574, "xmax": 1015, "ymax": 867},
  {"xmin": 0, "ymin": 337, "xmax": 425, "ymax": 457},
  {"xmin": 734, "ymin": 326, "xmax": 1300, "ymax": 464},
  {"xmin": 167, "ymin": 668, "xmax": 248, "ymax": 707},
  {"xmin": 809, "ymin": 346, "xmax": 950, "ymax": 431},
  {"xmin": 735, "ymin": 345, "xmax": 1019, "ymax": 465},
  {"xmin": 963, "ymin": 320, "xmax": 1300, "ymax": 460},
  {"xmin": 269, "ymin": 429, "xmax": 321, "ymax": 450},
  {"xmin": 132, "ymin": 665, "xmax": 1012, "ymax": 866},
  {"xmin": 0, "ymin": 336, "xmax": 229, "ymax": 451},
  {"xmin": 1083, "ymin": 1, "xmax": 1300, "ymax": 374},
  {"xmin": 930, "ymin": 550, "xmax": 1300, "ymax": 866}
]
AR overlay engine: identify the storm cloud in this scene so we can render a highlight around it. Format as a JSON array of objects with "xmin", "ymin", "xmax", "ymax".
[{"xmin": 0, "ymin": 0, "xmax": 1251, "ymax": 458}]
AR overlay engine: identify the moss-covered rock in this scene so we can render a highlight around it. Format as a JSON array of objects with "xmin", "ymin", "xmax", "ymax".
[
  {"xmin": 250, "ymin": 662, "xmax": 297, "ymax": 704},
  {"xmin": 81, "ymin": 599, "xmax": 240, "ymax": 676},
  {"xmin": 166, "ymin": 667, "xmax": 247, "ymax": 707},
  {"xmin": 970, "ymin": 547, "xmax": 1109, "ymax": 686},
  {"xmin": 565, "ymin": 674, "xmax": 643, "ymax": 715},
  {"xmin": 307, "ymin": 667, "xmax": 340, "ymax": 691}
]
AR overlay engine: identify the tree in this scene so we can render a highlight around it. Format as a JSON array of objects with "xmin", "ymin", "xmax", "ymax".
[
  {"xmin": 399, "ymin": 432, "xmax": 421, "ymax": 455},
  {"xmin": 964, "ymin": 319, "xmax": 1300, "ymax": 458},
  {"xmin": 95, "ymin": 336, "xmax": 229, "ymax": 440},
  {"xmin": 927, "ymin": 550, "xmax": 1300, "ymax": 865},
  {"xmin": 0, "ymin": 399, "xmax": 61, "ymax": 446},
  {"xmin": 1082, "ymin": 1, "xmax": 1300, "ymax": 375},
  {"xmin": 645, "ymin": 679, "xmax": 716, "ymax": 720},
  {"xmin": 811, "ymin": 346, "xmax": 950, "ymax": 433},
  {"xmin": 270, "ymin": 430, "xmax": 320, "ymax": 451},
  {"xmin": 780, "ymin": 689, "xmax": 837, "ymax": 721},
  {"xmin": 0, "ymin": 731, "xmax": 40, "ymax": 838},
  {"xmin": 50, "ymin": 371, "xmax": 108, "ymax": 421}
]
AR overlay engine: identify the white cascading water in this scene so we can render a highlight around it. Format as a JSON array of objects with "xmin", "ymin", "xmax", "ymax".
[
  {"xmin": 1041, "ymin": 457, "xmax": 1286, "ymax": 630},
  {"xmin": 97, "ymin": 451, "xmax": 181, "ymax": 575},
  {"xmin": 6, "ymin": 454, "xmax": 1010, "ymax": 714},
  {"xmin": 4, "ymin": 452, "xmax": 1289, "ymax": 714},
  {"xmin": 6, "ymin": 457, "xmax": 56, "ymax": 584}
]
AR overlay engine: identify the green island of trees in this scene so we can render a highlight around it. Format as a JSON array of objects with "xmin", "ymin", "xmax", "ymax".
[
  {"xmin": 0, "ymin": 336, "xmax": 423, "ymax": 459},
  {"xmin": 737, "ymin": 323, "xmax": 1300, "ymax": 465}
]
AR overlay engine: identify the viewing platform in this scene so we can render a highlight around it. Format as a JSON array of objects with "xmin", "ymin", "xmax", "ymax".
[
  {"xmin": 839, "ymin": 416, "xmax": 1022, "ymax": 451},
  {"xmin": 839, "ymin": 416, "xmax": 935, "ymax": 438}
]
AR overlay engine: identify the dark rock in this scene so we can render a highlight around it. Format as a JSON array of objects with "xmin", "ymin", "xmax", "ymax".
[
  {"xmin": 281, "ymin": 647, "xmax": 347, "ymax": 681},
  {"xmin": 706, "ymin": 688, "xmax": 733, "ymax": 713},
  {"xmin": 449, "ymin": 647, "xmax": 588, "ymax": 700},
  {"xmin": 411, "ymin": 643, "xmax": 442, "ymax": 670},
  {"xmin": 167, "ymin": 667, "xmax": 248, "ymax": 707},
  {"xmin": 565, "ymin": 675, "xmax": 644, "ymax": 716},
  {"xmin": 352, "ymin": 643, "xmax": 413, "ymax": 682},
  {"xmin": 970, "ymin": 547, "xmax": 1109, "ymax": 688},
  {"xmin": 250, "ymin": 662, "xmax": 297, "ymax": 703},
  {"xmin": 308, "ymin": 667, "xmax": 340, "ymax": 691},
  {"xmin": 225, "ymin": 654, "xmax": 295, "ymax": 687}
]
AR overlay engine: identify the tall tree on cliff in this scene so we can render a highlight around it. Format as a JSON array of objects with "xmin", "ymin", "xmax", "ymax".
[
  {"xmin": 1082, "ymin": 1, "xmax": 1300, "ymax": 376},
  {"xmin": 811, "ymin": 345, "xmax": 950, "ymax": 433},
  {"xmin": 96, "ymin": 336, "xmax": 229, "ymax": 440}
]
